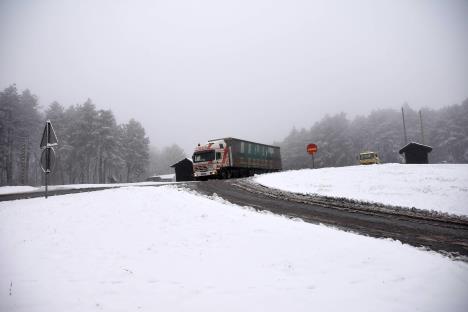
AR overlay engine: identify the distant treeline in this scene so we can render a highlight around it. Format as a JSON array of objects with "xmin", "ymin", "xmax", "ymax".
[
  {"xmin": 2, "ymin": 83, "xmax": 466, "ymax": 185},
  {"xmin": 148, "ymin": 144, "xmax": 186, "ymax": 176},
  {"xmin": 278, "ymin": 98, "xmax": 468, "ymax": 170},
  {"xmin": 0, "ymin": 84, "xmax": 150, "ymax": 186}
]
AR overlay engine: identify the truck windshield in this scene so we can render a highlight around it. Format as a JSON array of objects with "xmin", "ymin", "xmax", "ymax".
[{"xmin": 193, "ymin": 151, "xmax": 215, "ymax": 163}]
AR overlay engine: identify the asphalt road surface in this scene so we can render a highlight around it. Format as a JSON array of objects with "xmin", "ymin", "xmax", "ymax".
[{"xmin": 187, "ymin": 179, "xmax": 468, "ymax": 260}]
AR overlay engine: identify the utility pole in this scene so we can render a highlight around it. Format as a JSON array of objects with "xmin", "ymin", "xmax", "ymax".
[
  {"xmin": 419, "ymin": 110, "xmax": 425, "ymax": 145},
  {"xmin": 401, "ymin": 106, "xmax": 408, "ymax": 145}
]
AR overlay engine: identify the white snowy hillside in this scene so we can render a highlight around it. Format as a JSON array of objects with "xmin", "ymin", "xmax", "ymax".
[
  {"xmin": 1, "ymin": 186, "xmax": 467, "ymax": 312},
  {"xmin": 254, "ymin": 164, "xmax": 468, "ymax": 216}
]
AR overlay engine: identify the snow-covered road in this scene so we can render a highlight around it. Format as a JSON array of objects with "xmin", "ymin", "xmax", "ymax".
[{"xmin": 1, "ymin": 186, "xmax": 467, "ymax": 311}]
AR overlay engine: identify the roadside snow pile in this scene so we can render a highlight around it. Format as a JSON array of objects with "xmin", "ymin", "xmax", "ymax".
[
  {"xmin": 0, "ymin": 181, "xmax": 179, "ymax": 195},
  {"xmin": 254, "ymin": 164, "xmax": 468, "ymax": 216},
  {"xmin": 1, "ymin": 186, "xmax": 467, "ymax": 312},
  {"xmin": 0, "ymin": 186, "xmax": 38, "ymax": 195}
]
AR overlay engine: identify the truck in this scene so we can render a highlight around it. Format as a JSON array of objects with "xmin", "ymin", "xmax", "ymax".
[
  {"xmin": 192, "ymin": 137, "xmax": 282, "ymax": 180},
  {"xmin": 359, "ymin": 151, "xmax": 380, "ymax": 165}
]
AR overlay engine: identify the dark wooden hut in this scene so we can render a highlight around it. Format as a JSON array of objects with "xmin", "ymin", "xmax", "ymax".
[
  {"xmin": 399, "ymin": 142, "xmax": 432, "ymax": 164},
  {"xmin": 170, "ymin": 158, "xmax": 194, "ymax": 182}
]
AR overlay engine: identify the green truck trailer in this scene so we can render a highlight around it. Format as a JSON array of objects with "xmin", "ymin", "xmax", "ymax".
[{"xmin": 192, "ymin": 137, "xmax": 282, "ymax": 180}]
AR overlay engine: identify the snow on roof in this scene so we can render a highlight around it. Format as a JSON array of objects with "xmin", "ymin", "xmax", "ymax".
[
  {"xmin": 399, "ymin": 142, "xmax": 433, "ymax": 154},
  {"xmin": 170, "ymin": 158, "xmax": 193, "ymax": 167}
]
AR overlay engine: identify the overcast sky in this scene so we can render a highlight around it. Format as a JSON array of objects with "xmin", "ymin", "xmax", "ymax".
[{"xmin": 1, "ymin": 0, "xmax": 467, "ymax": 154}]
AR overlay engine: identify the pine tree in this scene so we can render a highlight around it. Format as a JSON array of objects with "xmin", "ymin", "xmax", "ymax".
[{"xmin": 121, "ymin": 119, "xmax": 150, "ymax": 182}]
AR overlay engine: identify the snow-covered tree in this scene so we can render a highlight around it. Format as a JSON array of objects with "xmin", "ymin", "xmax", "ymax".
[{"xmin": 121, "ymin": 119, "xmax": 150, "ymax": 182}]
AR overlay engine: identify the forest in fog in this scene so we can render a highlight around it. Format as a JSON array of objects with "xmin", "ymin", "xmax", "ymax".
[
  {"xmin": 279, "ymin": 99, "xmax": 468, "ymax": 169},
  {"xmin": 1, "ymin": 84, "xmax": 467, "ymax": 186},
  {"xmin": 0, "ymin": 85, "xmax": 151, "ymax": 186}
]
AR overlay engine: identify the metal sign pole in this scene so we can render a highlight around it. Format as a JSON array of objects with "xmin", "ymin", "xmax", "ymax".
[
  {"xmin": 306, "ymin": 143, "xmax": 318, "ymax": 170},
  {"xmin": 45, "ymin": 125, "xmax": 49, "ymax": 199},
  {"xmin": 45, "ymin": 171, "xmax": 48, "ymax": 199},
  {"xmin": 39, "ymin": 120, "xmax": 59, "ymax": 199}
]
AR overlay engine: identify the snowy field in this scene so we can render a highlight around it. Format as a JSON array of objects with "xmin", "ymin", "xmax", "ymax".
[
  {"xmin": 1, "ymin": 186, "xmax": 467, "ymax": 311},
  {"xmin": 254, "ymin": 164, "xmax": 468, "ymax": 216}
]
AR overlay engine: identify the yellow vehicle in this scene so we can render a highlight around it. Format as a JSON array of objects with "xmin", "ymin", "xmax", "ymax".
[{"xmin": 359, "ymin": 151, "xmax": 380, "ymax": 165}]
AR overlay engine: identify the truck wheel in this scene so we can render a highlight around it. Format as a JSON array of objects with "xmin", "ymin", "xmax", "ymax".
[{"xmin": 220, "ymin": 170, "xmax": 227, "ymax": 179}]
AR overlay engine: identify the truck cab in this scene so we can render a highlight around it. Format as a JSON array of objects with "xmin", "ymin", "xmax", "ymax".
[{"xmin": 192, "ymin": 140, "xmax": 230, "ymax": 180}]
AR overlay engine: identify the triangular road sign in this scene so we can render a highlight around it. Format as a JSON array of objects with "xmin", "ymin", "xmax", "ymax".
[{"xmin": 40, "ymin": 120, "xmax": 58, "ymax": 149}]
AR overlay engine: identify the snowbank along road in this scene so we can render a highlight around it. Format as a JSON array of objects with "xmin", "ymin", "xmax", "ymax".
[
  {"xmin": 187, "ymin": 179, "xmax": 468, "ymax": 259},
  {"xmin": 3, "ymin": 186, "xmax": 467, "ymax": 312},
  {"xmin": 0, "ymin": 183, "xmax": 176, "ymax": 202},
  {"xmin": 2, "ymin": 177, "xmax": 467, "ymax": 259}
]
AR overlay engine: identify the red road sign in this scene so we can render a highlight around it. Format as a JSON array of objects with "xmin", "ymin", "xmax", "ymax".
[{"xmin": 307, "ymin": 143, "xmax": 318, "ymax": 155}]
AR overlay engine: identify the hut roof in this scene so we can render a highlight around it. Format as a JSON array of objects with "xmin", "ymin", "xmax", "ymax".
[
  {"xmin": 399, "ymin": 142, "xmax": 432, "ymax": 154},
  {"xmin": 170, "ymin": 158, "xmax": 193, "ymax": 168}
]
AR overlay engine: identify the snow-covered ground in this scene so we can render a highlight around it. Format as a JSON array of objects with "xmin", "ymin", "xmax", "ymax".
[
  {"xmin": 147, "ymin": 173, "xmax": 176, "ymax": 181},
  {"xmin": 0, "ymin": 181, "xmax": 180, "ymax": 195},
  {"xmin": 1, "ymin": 186, "xmax": 467, "ymax": 311},
  {"xmin": 156, "ymin": 173, "xmax": 176, "ymax": 180},
  {"xmin": 254, "ymin": 164, "xmax": 468, "ymax": 216}
]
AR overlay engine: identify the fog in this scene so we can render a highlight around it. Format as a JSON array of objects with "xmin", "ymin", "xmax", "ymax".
[{"xmin": 1, "ymin": 0, "xmax": 467, "ymax": 154}]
